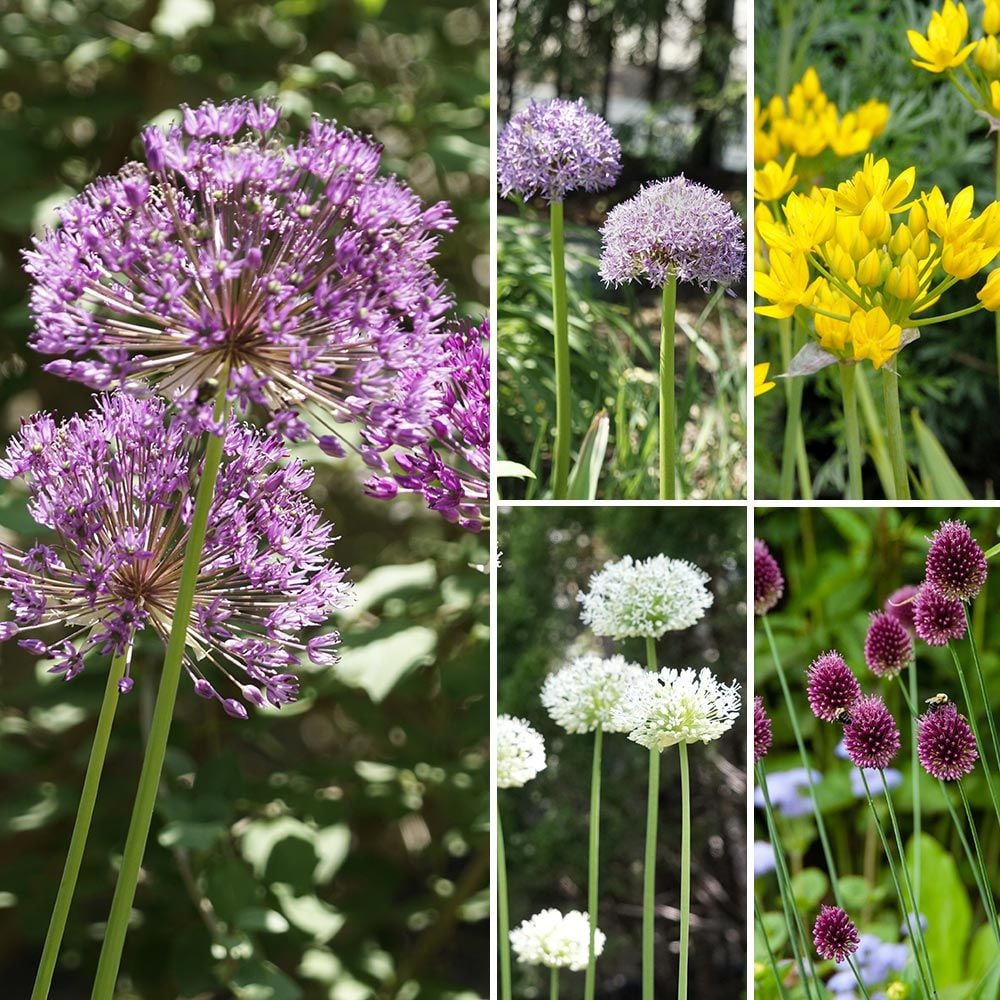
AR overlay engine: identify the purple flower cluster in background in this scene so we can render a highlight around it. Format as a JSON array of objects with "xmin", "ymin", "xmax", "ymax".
[
  {"xmin": 754, "ymin": 696, "xmax": 772, "ymax": 763},
  {"xmin": 753, "ymin": 538, "xmax": 784, "ymax": 615},
  {"xmin": 864, "ymin": 612, "xmax": 912, "ymax": 678}
]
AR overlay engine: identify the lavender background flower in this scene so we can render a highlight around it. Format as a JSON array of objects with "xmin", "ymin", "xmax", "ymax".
[
  {"xmin": 806, "ymin": 651, "xmax": 861, "ymax": 722},
  {"xmin": 917, "ymin": 703, "xmax": 979, "ymax": 781},
  {"xmin": 0, "ymin": 392, "xmax": 352, "ymax": 716},
  {"xmin": 826, "ymin": 934, "xmax": 909, "ymax": 998},
  {"xmin": 497, "ymin": 98, "xmax": 621, "ymax": 203},
  {"xmin": 884, "ymin": 585, "xmax": 919, "ymax": 632},
  {"xmin": 753, "ymin": 767, "xmax": 821, "ymax": 818},
  {"xmin": 754, "ymin": 538, "xmax": 784, "ymax": 615},
  {"xmin": 924, "ymin": 520, "xmax": 987, "ymax": 602},
  {"xmin": 842, "ymin": 696, "xmax": 901, "ymax": 770},
  {"xmin": 599, "ymin": 176, "xmax": 745, "ymax": 290}
]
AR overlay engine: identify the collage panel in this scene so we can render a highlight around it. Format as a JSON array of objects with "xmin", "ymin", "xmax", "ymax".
[{"xmin": 498, "ymin": 505, "xmax": 748, "ymax": 998}]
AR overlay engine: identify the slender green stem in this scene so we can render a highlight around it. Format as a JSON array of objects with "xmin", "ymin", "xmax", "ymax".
[
  {"xmin": 881, "ymin": 366, "xmax": 910, "ymax": 500},
  {"xmin": 910, "ymin": 303, "xmax": 984, "ymax": 327},
  {"xmin": 839, "ymin": 363, "xmax": 863, "ymax": 499},
  {"xmin": 847, "ymin": 957, "xmax": 874, "ymax": 1000},
  {"xmin": 31, "ymin": 652, "xmax": 129, "ymax": 1000},
  {"xmin": 761, "ymin": 616, "xmax": 842, "ymax": 904},
  {"xmin": 584, "ymin": 727, "xmax": 603, "ymax": 1000},
  {"xmin": 678, "ymin": 743, "xmax": 690, "ymax": 1000},
  {"xmin": 551, "ymin": 967, "xmax": 559, "ymax": 1000},
  {"xmin": 754, "ymin": 895, "xmax": 790, "ymax": 1000},
  {"xmin": 946, "ymin": 781, "xmax": 1000, "ymax": 948},
  {"xmin": 908, "ymin": 668, "xmax": 921, "ymax": 909},
  {"xmin": 659, "ymin": 270, "xmax": 679, "ymax": 500},
  {"xmin": 549, "ymin": 198, "xmax": 571, "ymax": 500},
  {"xmin": 92, "ymin": 385, "xmax": 230, "ymax": 998},
  {"xmin": 776, "ymin": 0, "xmax": 794, "ymax": 94},
  {"xmin": 498, "ymin": 804, "xmax": 512, "ymax": 1000},
  {"xmin": 963, "ymin": 605, "xmax": 1000, "ymax": 777},
  {"xmin": 645, "ymin": 636, "xmax": 657, "ymax": 673},
  {"xmin": 643, "ymin": 746, "xmax": 660, "ymax": 1000}
]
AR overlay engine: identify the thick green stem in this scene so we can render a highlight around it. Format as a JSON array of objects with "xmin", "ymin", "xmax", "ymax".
[
  {"xmin": 659, "ymin": 270, "xmax": 678, "ymax": 500},
  {"xmin": 91, "ymin": 387, "xmax": 230, "ymax": 998},
  {"xmin": 550, "ymin": 199, "xmax": 571, "ymax": 500},
  {"xmin": 642, "ymin": 747, "xmax": 660, "ymax": 1000},
  {"xmin": 882, "ymin": 367, "xmax": 910, "ymax": 500},
  {"xmin": 551, "ymin": 967, "xmax": 559, "ymax": 1000},
  {"xmin": 778, "ymin": 319, "xmax": 807, "ymax": 499},
  {"xmin": 584, "ymin": 727, "xmax": 603, "ymax": 1000},
  {"xmin": 31, "ymin": 652, "xmax": 129, "ymax": 1000},
  {"xmin": 498, "ymin": 804, "xmax": 512, "ymax": 1000},
  {"xmin": 677, "ymin": 743, "xmax": 690, "ymax": 1000},
  {"xmin": 839, "ymin": 363, "xmax": 863, "ymax": 499}
]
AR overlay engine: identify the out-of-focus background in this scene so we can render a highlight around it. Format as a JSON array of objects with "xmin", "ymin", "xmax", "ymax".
[
  {"xmin": 496, "ymin": 0, "xmax": 748, "ymax": 500},
  {"xmin": 498, "ymin": 506, "xmax": 747, "ymax": 998},
  {"xmin": 0, "ymin": 2, "xmax": 489, "ymax": 997}
]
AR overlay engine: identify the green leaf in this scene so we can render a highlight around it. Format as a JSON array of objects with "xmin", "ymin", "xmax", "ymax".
[
  {"xmin": 341, "ymin": 561, "xmax": 436, "ymax": 622},
  {"xmin": 566, "ymin": 410, "xmax": 610, "ymax": 500},
  {"xmin": 791, "ymin": 867, "xmax": 828, "ymax": 910},
  {"xmin": 969, "ymin": 956, "xmax": 1000, "ymax": 1000},
  {"xmin": 232, "ymin": 958, "xmax": 304, "ymax": 1000},
  {"xmin": 911, "ymin": 410, "xmax": 972, "ymax": 500},
  {"xmin": 271, "ymin": 883, "xmax": 344, "ymax": 943},
  {"xmin": 333, "ymin": 625, "xmax": 436, "ymax": 701},
  {"xmin": 152, "ymin": 0, "xmax": 214, "ymax": 38},
  {"xmin": 969, "ymin": 924, "xmax": 1000, "ymax": 982},
  {"xmin": 496, "ymin": 459, "xmax": 536, "ymax": 479},
  {"xmin": 157, "ymin": 820, "xmax": 227, "ymax": 852}
]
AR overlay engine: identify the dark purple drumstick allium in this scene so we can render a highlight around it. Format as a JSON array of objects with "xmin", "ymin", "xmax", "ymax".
[
  {"xmin": 497, "ymin": 98, "xmax": 621, "ymax": 203},
  {"xmin": 365, "ymin": 317, "xmax": 488, "ymax": 531},
  {"xmin": 864, "ymin": 611, "xmax": 913, "ymax": 678},
  {"xmin": 806, "ymin": 651, "xmax": 861, "ymax": 722},
  {"xmin": 0, "ymin": 393, "xmax": 352, "ymax": 717},
  {"xmin": 917, "ymin": 703, "xmax": 979, "ymax": 781},
  {"xmin": 884, "ymin": 585, "xmax": 919, "ymax": 633},
  {"xmin": 24, "ymin": 99, "xmax": 454, "ymax": 462},
  {"xmin": 913, "ymin": 584, "xmax": 967, "ymax": 646},
  {"xmin": 924, "ymin": 520, "xmax": 987, "ymax": 602},
  {"xmin": 754, "ymin": 696, "xmax": 773, "ymax": 764},
  {"xmin": 842, "ymin": 695, "xmax": 901, "ymax": 769},
  {"xmin": 753, "ymin": 539, "xmax": 785, "ymax": 616},
  {"xmin": 813, "ymin": 905, "xmax": 861, "ymax": 963}
]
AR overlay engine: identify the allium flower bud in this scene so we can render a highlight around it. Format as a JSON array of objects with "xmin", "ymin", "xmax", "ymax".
[
  {"xmin": 913, "ymin": 584, "xmax": 967, "ymax": 646},
  {"xmin": 813, "ymin": 905, "xmax": 861, "ymax": 962},
  {"xmin": 884, "ymin": 585, "xmax": 919, "ymax": 632},
  {"xmin": 541, "ymin": 654, "xmax": 647, "ymax": 734},
  {"xmin": 917, "ymin": 703, "xmax": 978, "ymax": 781},
  {"xmin": 925, "ymin": 520, "xmax": 987, "ymax": 602},
  {"xmin": 497, "ymin": 715, "xmax": 546, "ymax": 789},
  {"xmin": 864, "ymin": 612, "xmax": 913, "ymax": 678},
  {"xmin": 754, "ymin": 539, "xmax": 785, "ymax": 616},
  {"xmin": 509, "ymin": 909, "xmax": 605, "ymax": 971},
  {"xmin": 806, "ymin": 652, "xmax": 861, "ymax": 722},
  {"xmin": 843, "ymin": 695, "xmax": 901, "ymax": 769},
  {"xmin": 754, "ymin": 696, "xmax": 773, "ymax": 764}
]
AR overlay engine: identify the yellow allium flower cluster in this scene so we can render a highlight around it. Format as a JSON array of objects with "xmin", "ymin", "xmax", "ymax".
[
  {"xmin": 908, "ymin": 0, "xmax": 976, "ymax": 73},
  {"xmin": 755, "ymin": 155, "xmax": 1000, "ymax": 369}
]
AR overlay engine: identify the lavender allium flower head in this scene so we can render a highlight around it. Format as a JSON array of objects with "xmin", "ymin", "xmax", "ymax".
[
  {"xmin": 541, "ymin": 654, "xmax": 647, "ymax": 734},
  {"xmin": 599, "ymin": 176, "xmax": 745, "ymax": 290},
  {"xmin": 24, "ymin": 99, "xmax": 455, "ymax": 460},
  {"xmin": 884, "ymin": 585, "xmax": 919, "ymax": 633},
  {"xmin": 913, "ymin": 584, "xmax": 967, "ymax": 646},
  {"xmin": 806, "ymin": 652, "xmax": 861, "ymax": 722},
  {"xmin": 917, "ymin": 703, "xmax": 978, "ymax": 781},
  {"xmin": 753, "ymin": 539, "xmax": 785, "ymax": 615},
  {"xmin": 813, "ymin": 906, "xmax": 861, "ymax": 963},
  {"xmin": 509, "ymin": 909, "xmax": 605, "ymax": 971},
  {"xmin": 577, "ymin": 554, "xmax": 713, "ymax": 640},
  {"xmin": 842, "ymin": 695, "xmax": 901, "ymax": 769},
  {"xmin": 864, "ymin": 612, "xmax": 913, "ymax": 678},
  {"xmin": 497, "ymin": 715, "xmax": 546, "ymax": 788},
  {"xmin": 925, "ymin": 520, "xmax": 987, "ymax": 602},
  {"xmin": 497, "ymin": 98, "xmax": 621, "ymax": 203},
  {"xmin": 754, "ymin": 696, "xmax": 772, "ymax": 763},
  {"xmin": 365, "ymin": 318, "xmax": 488, "ymax": 531},
  {"xmin": 0, "ymin": 393, "xmax": 352, "ymax": 715}
]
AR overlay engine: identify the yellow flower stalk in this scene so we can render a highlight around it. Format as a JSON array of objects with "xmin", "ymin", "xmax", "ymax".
[{"xmin": 907, "ymin": 0, "xmax": 976, "ymax": 73}]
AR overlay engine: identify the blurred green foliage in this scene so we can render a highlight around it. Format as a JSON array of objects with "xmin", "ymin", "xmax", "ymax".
[
  {"xmin": 0, "ymin": 0, "xmax": 489, "ymax": 996},
  {"xmin": 498, "ymin": 506, "xmax": 747, "ymax": 998}
]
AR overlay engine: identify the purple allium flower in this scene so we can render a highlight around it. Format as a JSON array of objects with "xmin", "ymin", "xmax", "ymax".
[
  {"xmin": 599, "ymin": 176, "xmax": 745, "ymax": 290},
  {"xmin": 364, "ymin": 317, "xmax": 488, "ymax": 531},
  {"xmin": 884, "ymin": 585, "xmax": 919, "ymax": 633},
  {"xmin": 753, "ymin": 538, "xmax": 785, "ymax": 615},
  {"xmin": 497, "ymin": 98, "xmax": 621, "ymax": 203},
  {"xmin": 925, "ymin": 520, "xmax": 987, "ymax": 602},
  {"xmin": 813, "ymin": 906, "xmax": 861, "ymax": 963},
  {"xmin": 754, "ymin": 696, "xmax": 773, "ymax": 763},
  {"xmin": 24, "ymin": 99, "xmax": 455, "ymax": 461},
  {"xmin": 864, "ymin": 612, "xmax": 913, "ymax": 678},
  {"xmin": 842, "ymin": 695, "xmax": 901, "ymax": 770},
  {"xmin": 806, "ymin": 651, "xmax": 861, "ymax": 723},
  {"xmin": 913, "ymin": 584, "xmax": 967, "ymax": 646},
  {"xmin": 917, "ymin": 703, "xmax": 978, "ymax": 781},
  {"xmin": 0, "ymin": 393, "xmax": 353, "ymax": 715}
]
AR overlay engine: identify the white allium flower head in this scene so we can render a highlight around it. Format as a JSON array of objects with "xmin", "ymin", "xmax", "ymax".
[
  {"xmin": 541, "ymin": 654, "xmax": 647, "ymax": 734},
  {"xmin": 497, "ymin": 714, "xmax": 547, "ymax": 788},
  {"xmin": 509, "ymin": 909, "xmax": 605, "ymax": 970},
  {"xmin": 616, "ymin": 667, "xmax": 741, "ymax": 750},
  {"xmin": 577, "ymin": 554, "xmax": 713, "ymax": 639}
]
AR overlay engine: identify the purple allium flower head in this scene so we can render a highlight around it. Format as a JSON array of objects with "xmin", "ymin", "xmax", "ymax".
[
  {"xmin": 925, "ymin": 520, "xmax": 987, "ymax": 602},
  {"xmin": 806, "ymin": 651, "xmax": 861, "ymax": 722},
  {"xmin": 917, "ymin": 703, "xmax": 978, "ymax": 781},
  {"xmin": 884, "ymin": 584, "xmax": 919, "ymax": 633},
  {"xmin": 364, "ymin": 317, "xmax": 488, "ymax": 531},
  {"xmin": 842, "ymin": 695, "xmax": 901, "ymax": 769},
  {"xmin": 913, "ymin": 584, "xmax": 967, "ymax": 646},
  {"xmin": 753, "ymin": 538, "xmax": 784, "ymax": 615},
  {"xmin": 754, "ymin": 696, "xmax": 772, "ymax": 764},
  {"xmin": 497, "ymin": 98, "xmax": 621, "ymax": 203},
  {"xmin": 813, "ymin": 906, "xmax": 861, "ymax": 963},
  {"xmin": 0, "ymin": 393, "xmax": 353, "ymax": 714},
  {"xmin": 23, "ymin": 99, "xmax": 455, "ymax": 460},
  {"xmin": 864, "ymin": 611, "xmax": 913, "ymax": 678},
  {"xmin": 599, "ymin": 176, "xmax": 745, "ymax": 290}
]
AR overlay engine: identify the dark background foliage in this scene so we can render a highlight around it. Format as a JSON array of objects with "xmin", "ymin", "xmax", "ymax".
[
  {"xmin": 498, "ymin": 505, "xmax": 747, "ymax": 998},
  {"xmin": 0, "ymin": 1, "xmax": 488, "ymax": 997}
]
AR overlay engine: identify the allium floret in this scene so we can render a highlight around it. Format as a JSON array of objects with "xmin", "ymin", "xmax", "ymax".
[
  {"xmin": 806, "ymin": 651, "xmax": 861, "ymax": 722},
  {"xmin": 813, "ymin": 905, "xmax": 861, "ymax": 963},
  {"xmin": 754, "ymin": 696, "xmax": 773, "ymax": 763},
  {"xmin": 842, "ymin": 695, "xmax": 901, "ymax": 769},
  {"xmin": 0, "ymin": 393, "xmax": 352, "ymax": 716},
  {"xmin": 541, "ymin": 654, "xmax": 647, "ymax": 734},
  {"xmin": 924, "ymin": 520, "xmax": 987, "ymax": 602},
  {"xmin": 509, "ymin": 909, "xmax": 605, "ymax": 971},
  {"xmin": 497, "ymin": 714, "xmax": 547, "ymax": 788},
  {"xmin": 577, "ymin": 554, "xmax": 713, "ymax": 640},
  {"xmin": 913, "ymin": 584, "xmax": 967, "ymax": 646},
  {"xmin": 754, "ymin": 538, "xmax": 785, "ymax": 615},
  {"xmin": 864, "ymin": 612, "xmax": 913, "ymax": 678},
  {"xmin": 917, "ymin": 703, "xmax": 978, "ymax": 781}
]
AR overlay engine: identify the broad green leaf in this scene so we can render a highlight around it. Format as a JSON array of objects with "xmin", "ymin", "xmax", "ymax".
[
  {"xmin": 791, "ymin": 867, "xmax": 828, "ymax": 911},
  {"xmin": 333, "ymin": 625, "xmax": 436, "ymax": 701},
  {"xmin": 157, "ymin": 820, "xmax": 227, "ymax": 852},
  {"xmin": 912, "ymin": 410, "xmax": 972, "ymax": 500},
  {"xmin": 969, "ymin": 955, "xmax": 1000, "ymax": 999},
  {"xmin": 232, "ymin": 958, "xmax": 303, "ymax": 1000},
  {"xmin": 340, "ymin": 561, "xmax": 436, "ymax": 622},
  {"xmin": 272, "ymin": 883, "xmax": 344, "ymax": 943},
  {"xmin": 566, "ymin": 410, "xmax": 610, "ymax": 500},
  {"xmin": 496, "ymin": 459, "xmax": 535, "ymax": 479}
]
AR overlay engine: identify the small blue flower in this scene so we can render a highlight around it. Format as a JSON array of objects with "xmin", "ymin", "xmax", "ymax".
[{"xmin": 753, "ymin": 767, "xmax": 822, "ymax": 817}]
